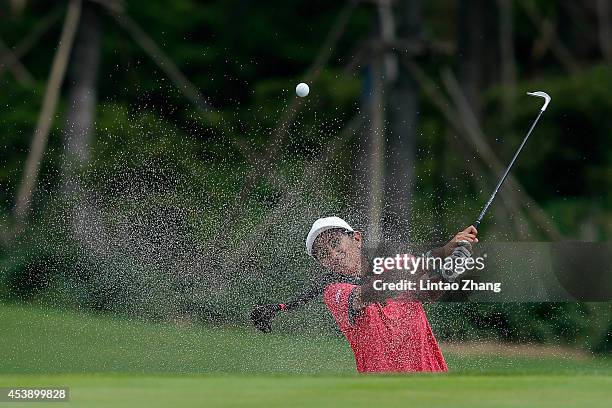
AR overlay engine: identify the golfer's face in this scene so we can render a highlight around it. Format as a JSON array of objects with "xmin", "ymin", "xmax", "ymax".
[{"xmin": 315, "ymin": 231, "xmax": 361, "ymax": 275}]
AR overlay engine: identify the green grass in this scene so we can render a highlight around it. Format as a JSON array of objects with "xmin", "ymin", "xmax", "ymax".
[
  {"xmin": 2, "ymin": 303, "xmax": 611, "ymax": 375},
  {"xmin": 1, "ymin": 303, "xmax": 611, "ymax": 407},
  {"xmin": 0, "ymin": 374, "xmax": 611, "ymax": 408},
  {"xmin": 0, "ymin": 303, "xmax": 354, "ymax": 374}
]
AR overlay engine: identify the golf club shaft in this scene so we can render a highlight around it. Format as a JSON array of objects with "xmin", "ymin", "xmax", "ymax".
[{"xmin": 474, "ymin": 109, "xmax": 545, "ymax": 229}]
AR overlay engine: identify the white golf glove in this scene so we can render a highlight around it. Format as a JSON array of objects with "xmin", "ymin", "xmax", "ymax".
[{"xmin": 441, "ymin": 240, "xmax": 472, "ymax": 282}]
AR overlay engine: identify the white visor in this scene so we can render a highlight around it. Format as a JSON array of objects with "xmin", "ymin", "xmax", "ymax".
[{"xmin": 306, "ymin": 216, "xmax": 354, "ymax": 257}]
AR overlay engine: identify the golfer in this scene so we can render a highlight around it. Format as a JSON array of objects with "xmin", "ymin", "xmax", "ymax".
[{"xmin": 251, "ymin": 216, "xmax": 478, "ymax": 373}]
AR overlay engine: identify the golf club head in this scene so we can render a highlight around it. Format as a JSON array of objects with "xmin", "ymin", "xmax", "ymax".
[{"xmin": 527, "ymin": 91, "xmax": 551, "ymax": 111}]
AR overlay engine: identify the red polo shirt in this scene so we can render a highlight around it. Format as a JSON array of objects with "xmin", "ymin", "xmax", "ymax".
[{"xmin": 323, "ymin": 282, "xmax": 447, "ymax": 373}]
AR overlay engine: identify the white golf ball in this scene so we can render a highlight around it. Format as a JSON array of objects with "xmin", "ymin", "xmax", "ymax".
[{"xmin": 295, "ymin": 82, "xmax": 309, "ymax": 97}]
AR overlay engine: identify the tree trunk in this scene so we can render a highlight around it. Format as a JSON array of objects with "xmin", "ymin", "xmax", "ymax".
[
  {"xmin": 10, "ymin": 0, "xmax": 27, "ymax": 15},
  {"xmin": 355, "ymin": 8, "xmax": 387, "ymax": 247},
  {"xmin": 384, "ymin": 0, "xmax": 422, "ymax": 242},
  {"xmin": 596, "ymin": 0, "xmax": 612, "ymax": 62},
  {"xmin": 498, "ymin": 0, "xmax": 517, "ymax": 125},
  {"xmin": 457, "ymin": 0, "xmax": 499, "ymax": 120},
  {"xmin": 366, "ymin": 57, "xmax": 385, "ymax": 247},
  {"xmin": 12, "ymin": 0, "xmax": 81, "ymax": 227},
  {"xmin": 62, "ymin": 1, "xmax": 101, "ymax": 192}
]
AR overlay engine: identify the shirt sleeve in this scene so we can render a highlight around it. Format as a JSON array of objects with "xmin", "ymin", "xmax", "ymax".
[{"xmin": 323, "ymin": 282, "xmax": 358, "ymax": 332}]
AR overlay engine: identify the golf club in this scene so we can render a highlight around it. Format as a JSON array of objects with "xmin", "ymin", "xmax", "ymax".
[{"xmin": 474, "ymin": 91, "xmax": 551, "ymax": 229}]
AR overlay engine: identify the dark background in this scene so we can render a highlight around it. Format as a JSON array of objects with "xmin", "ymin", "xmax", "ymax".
[{"xmin": 1, "ymin": 0, "xmax": 611, "ymax": 353}]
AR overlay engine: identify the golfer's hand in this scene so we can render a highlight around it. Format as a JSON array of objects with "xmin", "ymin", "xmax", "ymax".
[
  {"xmin": 440, "ymin": 240, "xmax": 473, "ymax": 282},
  {"xmin": 250, "ymin": 304, "xmax": 280, "ymax": 333},
  {"xmin": 442, "ymin": 226, "xmax": 478, "ymax": 257}
]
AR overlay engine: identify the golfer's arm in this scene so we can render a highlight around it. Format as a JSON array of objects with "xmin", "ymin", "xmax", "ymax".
[{"xmin": 428, "ymin": 246, "xmax": 447, "ymax": 259}]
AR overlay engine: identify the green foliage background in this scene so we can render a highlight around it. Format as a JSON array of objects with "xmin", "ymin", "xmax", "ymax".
[{"xmin": 1, "ymin": 1, "xmax": 611, "ymax": 353}]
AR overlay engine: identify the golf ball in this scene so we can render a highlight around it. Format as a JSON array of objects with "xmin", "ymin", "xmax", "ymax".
[{"xmin": 296, "ymin": 82, "xmax": 309, "ymax": 97}]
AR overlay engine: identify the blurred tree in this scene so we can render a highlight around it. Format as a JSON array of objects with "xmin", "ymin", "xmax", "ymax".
[
  {"xmin": 362, "ymin": 2, "xmax": 386, "ymax": 246},
  {"xmin": 62, "ymin": 1, "xmax": 101, "ymax": 191},
  {"xmin": 13, "ymin": 0, "xmax": 81, "ymax": 227},
  {"xmin": 497, "ymin": 0, "xmax": 517, "ymax": 126},
  {"xmin": 384, "ymin": 0, "xmax": 422, "ymax": 242},
  {"xmin": 0, "ymin": 0, "xmax": 610, "ymax": 349},
  {"xmin": 456, "ymin": 0, "xmax": 499, "ymax": 119},
  {"xmin": 595, "ymin": 0, "xmax": 612, "ymax": 62},
  {"xmin": 10, "ymin": 0, "xmax": 27, "ymax": 15}
]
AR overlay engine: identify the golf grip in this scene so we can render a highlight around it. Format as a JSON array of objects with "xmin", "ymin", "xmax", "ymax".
[{"xmin": 474, "ymin": 109, "xmax": 545, "ymax": 229}]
